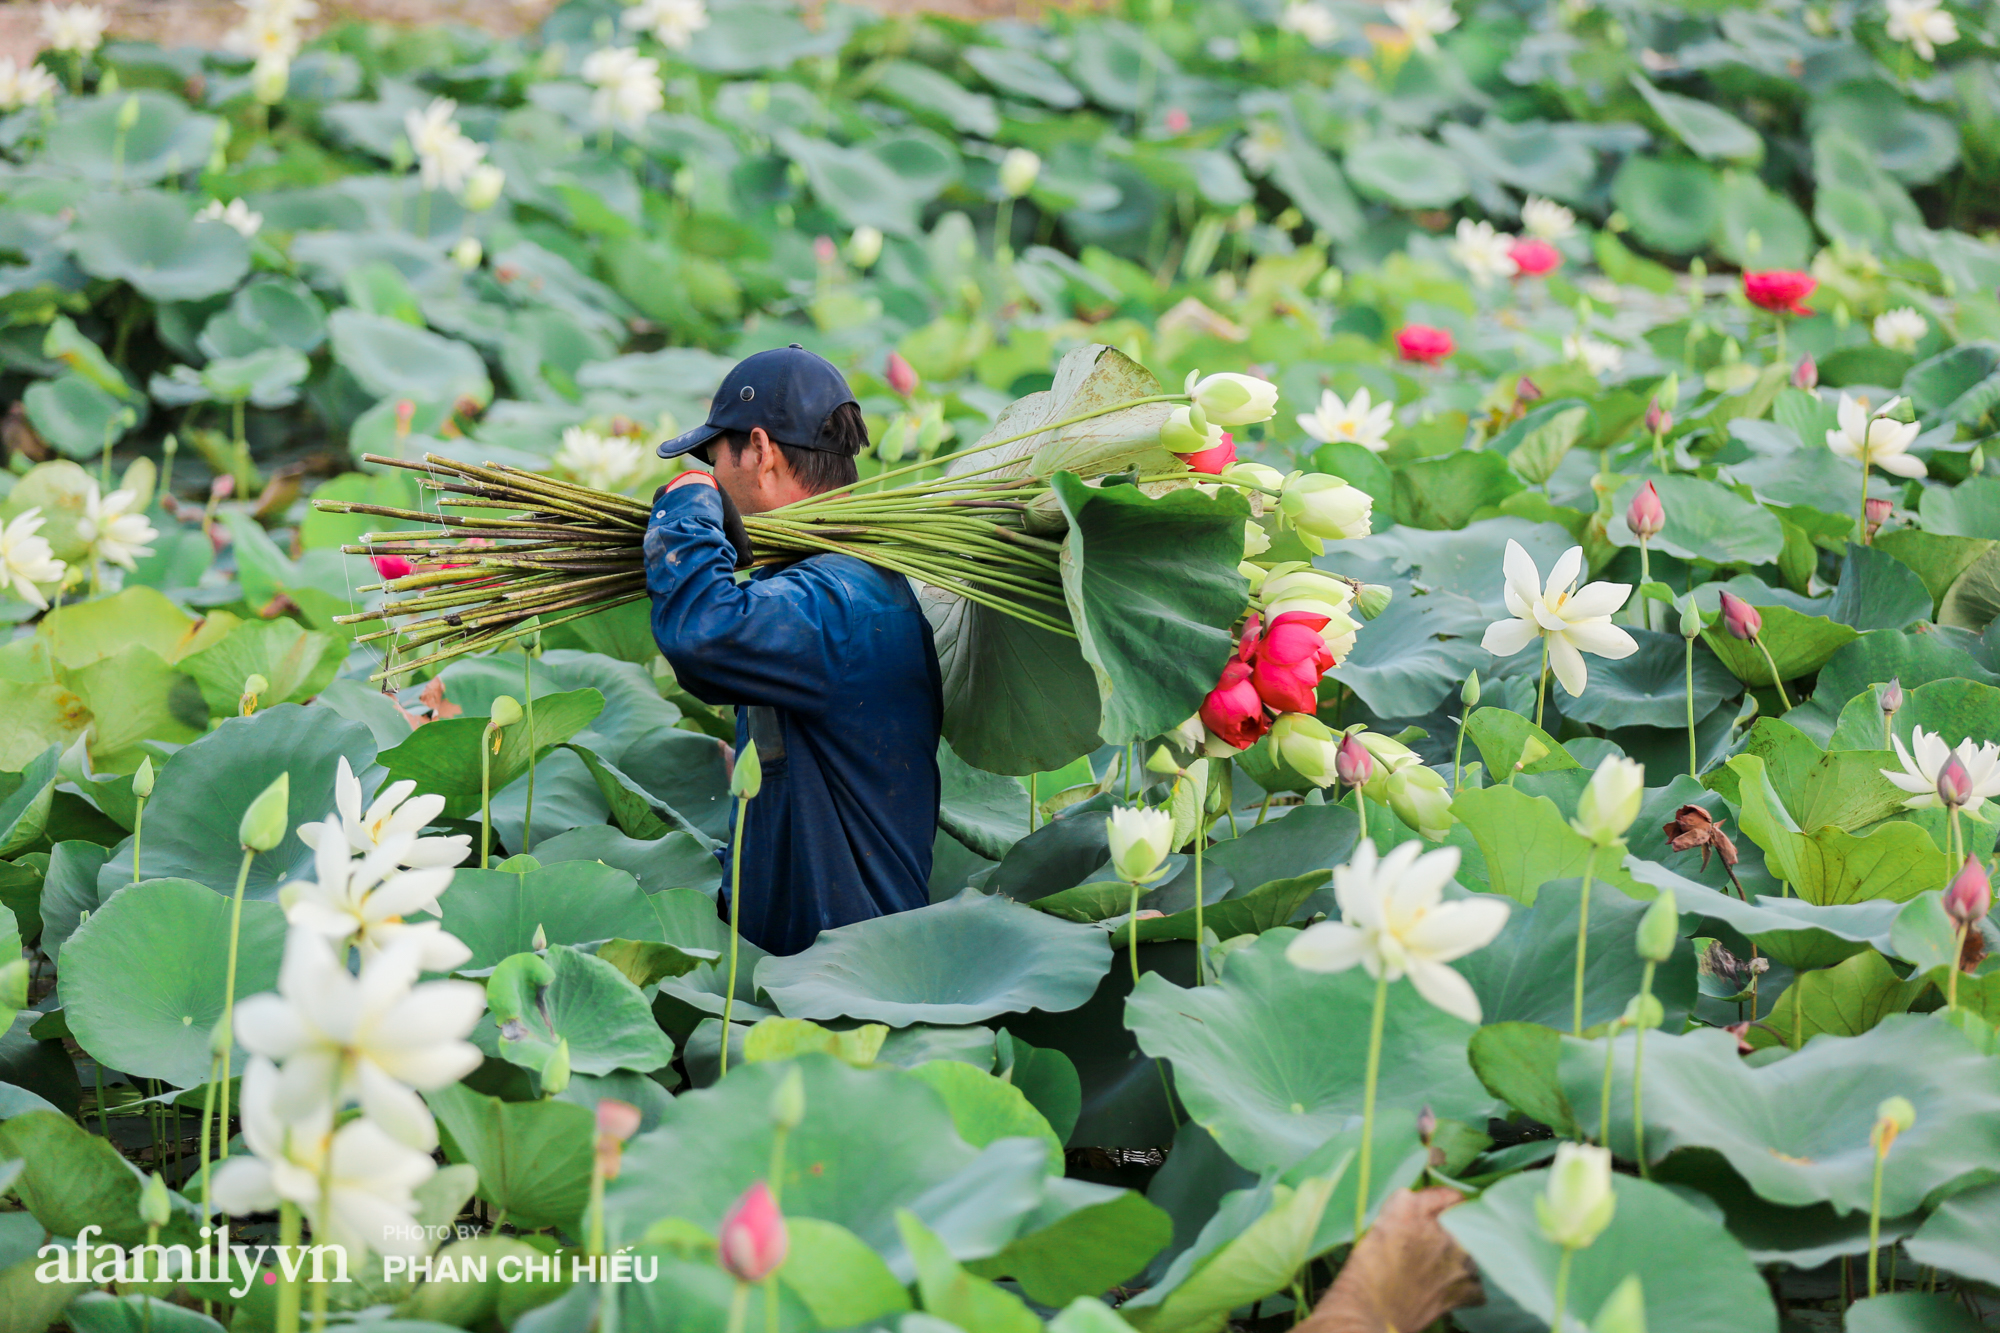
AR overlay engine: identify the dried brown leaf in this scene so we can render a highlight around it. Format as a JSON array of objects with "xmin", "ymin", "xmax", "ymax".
[{"xmin": 1297, "ymin": 1187, "xmax": 1483, "ymax": 1333}]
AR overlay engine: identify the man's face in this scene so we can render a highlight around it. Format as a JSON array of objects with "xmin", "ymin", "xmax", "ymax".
[{"xmin": 705, "ymin": 427, "xmax": 814, "ymax": 515}]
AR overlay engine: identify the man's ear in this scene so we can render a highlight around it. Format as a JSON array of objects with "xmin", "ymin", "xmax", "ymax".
[{"xmin": 749, "ymin": 427, "xmax": 782, "ymax": 482}]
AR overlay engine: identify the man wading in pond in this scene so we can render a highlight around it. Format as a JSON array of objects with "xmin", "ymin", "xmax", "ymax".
[{"xmin": 644, "ymin": 345, "xmax": 941, "ymax": 955}]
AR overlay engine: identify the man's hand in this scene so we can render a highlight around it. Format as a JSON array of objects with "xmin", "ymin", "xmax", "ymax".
[{"xmin": 657, "ymin": 472, "xmax": 753, "ymax": 568}]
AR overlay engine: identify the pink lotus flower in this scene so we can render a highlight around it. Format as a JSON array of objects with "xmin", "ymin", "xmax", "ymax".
[
  {"xmin": 1627, "ymin": 481, "xmax": 1665, "ymax": 540},
  {"xmin": 718, "ymin": 1181, "xmax": 788, "ymax": 1283},
  {"xmin": 1250, "ymin": 611, "xmax": 1334, "ymax": 714},
  {"xmin": 1792, "ymin": 354, "xmax": 1818, "ymax": 389},
  {"xmin": 372, "ymin": 554, "xmax": 415, "ymax": 580},
  {"xmin": 1946, "ymin": 857, "xmax": 1991, "ymax": 926},
  {"xmin": 1396, "ymin": 324, "xmax": 1454, "ymax": 365},
  {"xmin": 1335, "ymin": 732, "xmax": 1373, "ymax": 789},
  {"xmin": 1508, "ymin": 238, "xmax": 1561, "ymax": 277},
  {"xmin": 1645, "ymin": 397, "xmax": 1671, "ymax": 435},
  {"xmin": 886, "ymin": 351, "xmax": 919, "ymax": 397},
  {"xmin": 1164, "ymin": 107, "xmax": 1191, "ymax": 133},
  {"xmin": 1717, "ymin": 591, "xmax": 1762, "ymax": 641},
  {"xmin": 1178, "ymin": 432, "xmax": 1237, "ymax": 475},
  {"xmin": 1743, "ymin": 270, "xmax": 1816, "ymax": 316},
  {"xmin": 1200, "ymin": 659, "xmax": 1268, "ymax": 750},
  {"xmin": 595, "ymin": 1098, "xmax": 641, "ymax": 1180}
]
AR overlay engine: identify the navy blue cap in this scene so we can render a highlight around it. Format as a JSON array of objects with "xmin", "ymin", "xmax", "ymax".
[{"xmin": 656, "ymin": 344, "xmax": 860, "ymax": 460}]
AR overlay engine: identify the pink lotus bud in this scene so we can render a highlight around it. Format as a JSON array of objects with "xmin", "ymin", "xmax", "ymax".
[
  {"xmin": 813, "ymin": 235, "xmax": 837, "ymax": 265},
  {"xmin": 1718, "ymin": 591, "xmax": 1761, "ymax": 641},
  {"xmin": 1416, "ymin": 1104, "xmax": 1437, "ymax": 1143},
  {"xmin": 1627, "ymin": 481, "xmax": 1665, "ymax": 540},
  {"xmin": 1645, "ymin": 397, "xmax": 1671, "ymax": 435},
  {"xmin": 1937, "ymin": 753, "xmax": 1974, "ymax": 811},
  {"xmin": 1507, "ymin": 238, "xmax": 1561, "ymax": 277},
  {"xmin": 1792, "ymin": 354, "xmax": 1817, "ymax": 390},
  {"xmin": 1865, "ymin": 496, "xmax": 1892, "ymax": 537},
  {"xmin": 1515, "ymin": 377, "xmax": 1542, "ymax": 404},
  {"xmin": 886, "ymin": 351, "xmax": 919, "ymax": 398},
  {"xmin": 395, "ymin": 399, "xmax": 416, "ymax": 439},
  {"xmin": 718, "ymin": 1182, "xmax": 788, "ymax": 1283},
  {"xmin": 595, "ymin": 1098, "xmax": 642, "ymax": 1180},
  {"xmin": 1335, "ymin": 732, "xmax": 1373, "ymax": 789},
  {"xmin": 1164, "ymin": 107, "xmax": 1191, "ymax": 133},
  {"xmin": 1178, "ymin": 433, "xmax": 1237, "ymax": 475},
  {"xmin": 1945, "ymin": 856, "xmax": 1991, "ymax": 926},
  {"xmin": 210, "ymin": 474, "xmax": 235, "ymax": 500},
  {"xmin": 1879, "ymin": 678, "xmax": 1903, "ymax": 716},
  {"xmin": 372, "ymin": 554, "xmax": 415, "ymax": 581}
]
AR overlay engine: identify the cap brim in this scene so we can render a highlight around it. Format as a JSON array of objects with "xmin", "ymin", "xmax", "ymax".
[{"xmin": 656, "ymin": 422, "xmax": 723, "ymax": 459}]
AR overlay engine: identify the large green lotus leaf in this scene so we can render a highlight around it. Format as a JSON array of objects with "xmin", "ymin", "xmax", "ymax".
[
  {"xmin": 963, "ymin": 45, "xmax": 1081, "ymax": 108},
  {"xmin": 0, "ymin": 1110, "xmax": 190, "ymax": 1246},
  {"xmin": 871, "ymin": 59, "xmax": 998, "ymax": 136},
  {"xmin": 1051, "ymin": 475, "xmax": 1249, "ymax": 745},
  {"xmin": 23, "ymin": 373, "xmax": 129, "ymax": 460},
  {"xmin": 908, "ymin": 1058, "xmax": 1064, "ymax": 1174},
  {"xmin": 1701, "ymin": 605, "xmax": 1858, "ymax": 685},
  {"xmin": 1812, "ymin": 129, "xmax": 1923, "ymax": 250},
  {"xmin": 757, "ymin": 889, "xmax": 1111, "ymax": 1027},
  {"xmin": 60, "ymin": 879, "xmax": 285, "ymax": 1089},
  {"xmin": 198, "ymin": 276, "xmax": 328, "ymax": 359},
  {"xmin": 63, "ymin": 1293, "xmax": 230, "ymax": 1333},
  {"xmin": 605, "ymin": 1054, "xmax": 1051, "ymax": 1276},
  {"xmin": 179, "ymin": 619, "xmax": 342, "ymax": 718},
  {"xmin": 376, "ymin": 689, "xmax": 603, "ymax": 820},
  {"xmin": 1831, "ymin": 677, "xmax": 2000, "ymax": 760},
  {"xmin": 1347, "ymin": 519, "xmax": 1574, "ymax": 617},
  {"xmin": 773, "ymin": 129, "xmax": 920, "ymax": 236},
  {"xmin": 1727, "ymin": 754, "xmax": 1947, "ymax": 905},
  {"xmin": 0, "ymin": 746, "xmax": 57, "ymax": 859},
  {"xmin": 1468, "ymin": 1020, "xmax": 1576, "ymax": 1135},
  {"xmin": 1624, "ymin": 859, "xmax": 1899, "ymax": 970},
  {"xmin": 1711, "ymin": 170, "xmax": 1814, "ymax": 270},
  {"xmin": 1559, "ymin": 629, "xmax": 1736, "ymax": 730},
  {"xmin": 1449, "ymin": 786, "xmax": 1642, "ymax": 907},
  {"xmin": 60, "ymin": 645, "xmax": 206, "ymax": 773},
  {"xmin": 1456, "ymin": 876, "xmax": 1698, "ymax": 1033},
  {"xmin": 1438, "ymin": 119, "xmax": 1596, "ymax": 202},
  {"xmin": 1631, "ymin": 76, "xmax": 1762, "ymax": 164},
  {"xmin": 1127, "ymin": 931, "xmax": 1493, "ymax": 1174},
  {"xmin": 601, "ymin": 726, "xmax": 731, "ymax": 842},
  {"xmin": 0, "ymin": 681, "xmax": 89, "ymax": 776},
  {"xmin": 1906, "ymin": 349, "xmax": 2000, "ymax": 422},
  {"xmin": 1744, "ymin": 948, "xmax": 1927, "ymax": 1051},
  {"xmin": 95, "ymin": 704, "xmax": 379, "ymax": 899},
  {"xmin": 1464, "ymin": 708, "xmax": 1578, "ymax": 780},
  {"xmin": 1810, "ymin": 84, "xmax": 1959, "ymax": 186},
  {"xmin": 1066, "ymin": 21, "xmax": 1160, "ymax": 112},
  {"xmin": 214, "ymin": 514, "xmax": 358, "ymax": 636},
  {"xmin": 37, "ymin": 585, "xmax": 210, "ymax": 669},
  {"xmin": 39, "ymin": 840, "xmax": 111, "ymax": 964},
  {"xmin": 1652, "ymin": 1147, "xmax": 1919, "ymax": 1269},
  {"xmin": 68, "ymin": 191, "xmax": 249, "ymax": 302},
  {"xmin": 531, "ymin": 825, "xmax": 720, "ymax": 897},
  {"xmin": 1905, "ymin": 1180, "xmax": 2000, "ymax": 1287},
  {"xmin": 1877, "ymin": 531, "xmax": 1994, "ymax": 616},
  {"xmin": 1343, "ymin": 136, "xmax": 1468, "ymax": 209},
  {"xmin": 966, "ymin": 1178, "xmax": 1171, "ymax": 1307},
  {"xmin": 327, "ymin": 309, "xmax": 492, "ymax": 408},
  {"xmin": 486, "ymin": 945, "xmax": 673, "ymax": 1076},
  {"xmin": 1266, "ymin": 129, "xmax": 1363, "ymax": 243},
  {"xmin": 1393, "ymin": 450, "xmax": 1523, "ymax": 531},
  {"xmin": 959, "ymin": 344, "xmax": 1178, "ymax": 497},
  {"xmin": 564, "ymin": 743, "xmax": 718, "ymax": 846},
  {"xmin": 1786, "ymin": 626, "xmax": 2000, "ymax": 743},
  {"xmin": 1825, "ymin": 542, "xmax": 1933, "ymax": 632},
  {"xmin": 440, "ymin": 649, "xmax": 681, "ymax": 765},
  {"xmin": 44, "ymin": 93, "xmax": 219, "ymax": 184},
  {"xmin": 1611, "ymin": 155, "xmax": 1721, "ymax": 255},
  {"xmin": 1107, "ymin": 872, "xmax": 1326, "ymax": 948},
  {"xmin": 1327, "ymin": 589, "xmax": 1489, "ymax": 720},
  {"xmin": 1609, "ymin": 474, "xmax": 1784, "ymax": 566},
  {"xmin": 1119, "ymin": 1172, "xmax": 1340, "ymax": 1333},
  {"xmin": 439, "ymin": 860, "xmax": 663, "ymax": 971},
  {"xmin": 1442, "ymin": 1172, "xmax": 1776, "ymax": 1333},
  {"xmin": 937, "ymin": 742, "xmax": 1031, "ymax": 861},
  {"xmin": 1847, "ymin": 1294, "xmax": 1989, "ymax": 1333},
  {"xmin": 427, "ymin": 1082, "xmax": 594, "ymax": 1233},
  {"xmin": 1708, "ymin": 719, "xmax": 1906, "ymax": 833},
  {"xmin": 1568, "ymin": 1015, "xmax": 2000, "ymax": 1214}
]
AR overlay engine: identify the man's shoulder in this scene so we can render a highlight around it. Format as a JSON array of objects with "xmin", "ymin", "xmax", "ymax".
[{"xmin": 764, "ymin": 552, "xmax": 919, "ymax": 614}]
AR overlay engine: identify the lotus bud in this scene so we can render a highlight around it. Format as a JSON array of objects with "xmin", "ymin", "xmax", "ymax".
[
  {"xmin": 1355, "ymin": 583, "xmax": 1392, "ymax": 620},
  {"xmin": 1535, "ymin": 1142, "xmax": 1616, "ymax": 1250},
  {"xmin": 1242, "ymin": 521, "xmax": 1272, "ymax": 559},
  {"xmin": 1644, "ymin": 397, "xmax": 1671, "ymax": 436},
  {"xmin": 1416, "ymin": 1105, "xmax": 1437, "ymax": 1144},
  {"xmin": 1335, "ymin": 732, "xmax": 1373, "ymax": 790},
  {"xmin": 395, "ymin": 399, "xmax": 416, "ymax": 439},
  {"xmin": 1161, "ymin": 404, "xmax": 1225, "ymax": 456},
  {"xmin": 1515, "ymin": 376, "xmax": 1542, "ymax": 404},
  {"xmin": 132, "ymin": 755, "xmax": 155, "ymax": 799},
  {"xmin": 1945, "ymin": 856, "xmax": 1990, "ymax": 926},
  {"xmin": 1792, "ymin": 354, "xmax": 1818, "ymax": 390},
  {"xmin": 1880, "ymin": 678, "xmax": 1903, "ymax": 718},
  {"xmin": 999, "ymin": 147, "xmax": 1041, "ymax": 199},
  {"xmin": 1717, "ymin": 591, "xmax": 1761, "ymax": 641},
  {"xmin": 210, "ymin": 1013, "xmax": 232, "ymax": 1056},
  {"xmin": 490, "ymin": 695, "xmax": 524, "ymax": 728},
  {"xmin": 1937, "ymin": 753, "xmax": 1973, "ymax": 811},
  {"xmin": 885, "ymin": 351, "xmax": 919, "ymax": 398},
  {"xmin": 1636, "ymin": 887, "xmax": 1677, "ymax": 963},
  {"xmin": 538, "ymin": 1038, "xmax": 570, "ymax": 1096},
  {"xmin": 1462, "ymin": 671, "xmax": 1481, "ymax": 708},
  {"xmin": 846, "ymin": 224, "xmax": 884, "ymax": 269},
  {"xmin": 116, "ymin": 95, "xmax": 141, "ymax": 133},
  {"xmin": 1627, "ymin": 481, "xmax": 1665, "ymax": 540},
  {"xmin": 239, "ymin": 673, "xmax": 268, "ymax": 717},
  {"xmin": 594, "ymin": 1098, "xmax": 642, "ymax": 1179},
  {"xmin": 1621, "ymin": 990, "xmax": 1664, "ymax": 1029},
  {"xmin": 1147, "ymin": 745, "xmax": 1182, "ymax": 776},
  {"xmin": 770, "ymin": 1066, "xmax": 806, "ymax": 1131},
  {"xmin": 1865, "ymin": 496, "xmax": 1892, "ymax": 538},
  {"xmin": 1679, "ymin": 595, "xmax": 1702, "ymax": 641},
  {"xmin": 463, "ymin": 163, "xmax": 506, "ymax": 212},
  {"xmin": 1871, "ymin": 1096, "xmax": 1914, "ymax": 1155},
  {"xmin": 238, "ymin": 773, "xmax": 290, "ymax": 852},
  {"xmin": 251, "ymin": 54, "xmax": 289, "ymax": 105},
  {"xmin": 1277, "ymin": 473, "xmax": 1374, "ymax": 552},
  {"xmin": 1383, "ymin": 763, "xmax": 1454, "ymax": 841},
  {"xmin": 139, "ymin": 1171, "xmax": 171, "ymax": 1230},
  {"xmin": 718, "ymin": 1181, "xmax": 789, "ymax": 1283},
  {"xmin": 451, "ymin": 237, "xmax": 484, "ymax": 271},
  {"xmin": 1106, "ymin": 805, "xmax": 1175, "ymax": 884},
  {"xmin": 731, "ymin": 739, "xmax": 763, "ymax": 800},
  {"xmin": 1271, "ymin": 712, "xmax": 1337, "ymax": 786},
  {"xmin": 1573, "ymin": 756, "xmax": 1645, "ymax": 847},
  {"xmin": 812, "ymin": 235, "xmax": 837, "ymax": 265},
  {"xmin": 1185, "ymin": 370, "xmax": 1280, "ymax": 427},
  {"xmin": 1594, "ymin": 1277, "xmax": 1648, "ymax": 1333},
  {"xmin": 531, "ymin": 922, "xmax": 547, "ymax": 951}
]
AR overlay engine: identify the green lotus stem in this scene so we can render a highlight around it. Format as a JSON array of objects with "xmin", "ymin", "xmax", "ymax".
[
  {"xmin": 1752, "ymin": 636, "xmax": 1791, "ymax": 711},
  {"xmin": 1453, "ymin": 713, "xmax": 1469, "ymax": 795},
  {"xmin": 995, "ymin": 196, "xmax": 1015, "ymax": 264},
  {"xmin": 1573, "ymin": 845, "xmax": 1597, "ymax": 1036},
  {"xmin": 275, "ymin": 1200, "xmax": 302, "ymax": 1333},
  {"xmin": 1355, "ymin": 970, "xmax": 1390, "ymax": 1241},
  {"xmin": 1868, "ymin": 1141, "xmax": 1887, "ymax": 1297},
  {"xmin": 1127, "ymin": 875, "xmax": 1143, "ymax": 986},
  {"xmin": 724, "ymin": 1280, "xmax": 749, "ymax": 1333},
  {"xmin": 586, "ymin": 1166, "xmax": 607, "ymax": 1257},
  {"xmin": 216, "ymin": 846, "xmax": 255, "ymax": 1161},
  {"xmin": 1599, "ymin": 1023, "xmax": 1619, "ymax": 1146},
  {"xmin": 521, "ymin": 653, "xmax": 536, "ymax": 855},
  {"xmin": 196, "ymin": 1051, "xmax": 220, "ymax": 1243},
  {"xmin": 132, "ymin": 794, "xmax": 145, "ymax": 884},
  {"xmin": 1535, "ymin": 636, "xmax": 1551, "ymax": 731},
  {"xmin": 1550, "ymin": 1246, "xmax": 1575, "ymax": 1333},
  {"xmin": 720, "ymin": 792, "xmax": 750, "ymax": 1079},
  {"xmin": 94, "ymin": 1061, "xmax": 109, "ymax": 1139},
  {"xmin": 1948, "ymin": 924, "xmax": 1966, "ymax": 1012},
  {"xmin": 1685, "ymin": 637, "xmax": 1698, "ymax": 778},
  {"xmin": 1632, "ymin": 959, "xmax": 1657, "ymax": 1177},
  {"xmin": 1860, "ymin": 467, "xmax": 1872, "ymax": 548},
  {"xmin": 480, "ymin": 726, "xmax": 495, "ymax": 870},
  {"xmin": 1193, "ymin": 824, "xmax": 1207, "ymax": 987},
  {"xmin": 1636, "ymin": 540, "xmax": 1652, "ymax": 629},
  {"xmin": 1028, "ymin": 773, "xmax": 1038, "ymax": 834}
]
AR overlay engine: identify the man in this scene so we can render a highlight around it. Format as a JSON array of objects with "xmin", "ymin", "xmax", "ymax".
[{"xmin": 644, "ymin": 344, "xmax": 941, "ymax": 955}]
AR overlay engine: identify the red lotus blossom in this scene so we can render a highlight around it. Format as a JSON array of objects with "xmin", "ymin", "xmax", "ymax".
[
  {"xmin": 718, "ymin": 1181, "xmax": 788, "ymax": 1283},
  {"xmin": 372, "ymin": 554, "xmax": 415, "ymax": 580},
  {"xmin": 886, "ymin": 350, "xmax": 919, "ymax": 397},
  {"xmin": 1178, "ymin": 432, "xmax": 1237, "ymax": 475},
  {"xmin": 1396, "ymin": 324, "xmax": 1455, "ymax": 365},
  {"xmin": 1743, "ymin": 270, "xmax": 1816, "ymax": 316},
  {"xmin": 1249, "ymin": 611, "xmax": 1334, "ymax": 714},
  {"xmin": 1200, "ymin": 659, "xmax": 1268, "ymax": 749},
  {"xmin": 1508, "ymin": 238, "xmax": 1561, "ymax": 277}
]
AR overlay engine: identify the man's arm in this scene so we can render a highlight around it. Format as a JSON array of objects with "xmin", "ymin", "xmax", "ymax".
[{"xmin": 643, "ymin": 476, "xmax": 842, "ymax": 713}]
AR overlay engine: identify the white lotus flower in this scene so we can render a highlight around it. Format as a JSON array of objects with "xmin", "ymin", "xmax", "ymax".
[
  {"xmin": 1572, "ymin": 755, "xmax": 1644, "ymax": 846},
  {"xmin": 78, "ymin": 485, "xmax": 156, "ymax": 572},
  {"xmin": 1480, "ymin": 540, "xmax": 1637, "ymax": 698},
  {"xmin": 1450, "ymin": 218, "xmax": 1517, "ymax": 286},
  {"xmin": 1279, "ymin": 0, "xmax": 1342, "ymax": 45},
  {"xmin": 1521, "ymin": 197, "xmax": 1575, "ymax": 241},
  {"xmin": 1886, "ymin": 0, "xmax": 1957, "ymax": 61},
  {"xmin": 1385, "ymin": 0, "xmax": 1459, "ymax": 53},
  {"xmin": 223, "ymin": 7, "xmax": 303, "ymax": 62},
  {"xmin": 308, "ymin": 757, "xmax": 470, "ymax": 871},
  {"xmin": 1872, "ymin": 307, "xmax": 1926, "ymax": 353},
  {"xmin": 1106, "ymin": 806, "xmax": 1175, "ymax": 885},
  {"xmin": 234, "ymin": 929, "xmax": 483, "ymax": 1149},
  {"xmin": 0, "ymin": 509, "xmax": 65, "ymax": 609},
  {"xmin": 1296, "ymin": 387, "xmax": 1394, "ymax": 453},
  {"xmin": 1286, "ymin": 839, "xmax": 1508, "ymax": 1023},
  {"xmin": 1563, "ymin": 333, "xmax": 1624, "ymax": 377},
  {"xmin": 196, "ymin": 197, "xmax": 262, "ymax": 238},
  {"xmin": 40, "ymin": 3, "xmax": 108, "ymax": 55},
  {"xmin": 582, "ymin": 46, "xmax": 665, "ymax": 131},
  {"xmin": 555, "ymin": 426, "xmax": 648, "ymax": 493},
  {"xmin": 1826, "ymin": 393, "xmax": 1925, "ymax": 479},
  {"xmin": 0, "ymin": 58, "xmax": 60, "ymax": 110},
  {"xmin": 210, "ymin": 1057, "xmax": 439, "ymax": 1258},
  {"xmin": 1537, "ymin": 1142, "xmax": 1615, "ymax": 1249},
  {"xmin": 622, "ymin": 0, "xmax": 709, "ymax": 50},
  {"xmin": 403, "ymin": 97, "xmax": 485, "ymax": 194},
  {"xmin": 462, "ymin": 162, "xmax": 506, "ymax": 212},
  {"xmin": 1881, "ymin": 727, "xmax": 2000, "ymax": 816},
  {"xmin": 999, "ymin": 147, "xmax": 1041, "ymax": 199}
]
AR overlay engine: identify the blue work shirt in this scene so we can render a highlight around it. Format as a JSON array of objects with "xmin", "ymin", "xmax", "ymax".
[{"xmin": 643, "ymin": 484, "xmax": 941, "ymax": 955}]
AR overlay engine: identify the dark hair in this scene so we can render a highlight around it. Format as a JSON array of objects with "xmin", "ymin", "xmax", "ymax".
[{"xmin": 716, "ymin": 401, "xmax": 866, "ymax": 493}]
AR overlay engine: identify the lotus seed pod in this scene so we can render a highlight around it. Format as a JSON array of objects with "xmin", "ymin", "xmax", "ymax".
[
  {"xmin": 132, "ymin": 755, "xmax": 155, "ymax": 799},
  {"xmin": 490, "ymin": 695, "xmax": 524, "ymax": 728},
  {"xmin": 541, "ymin": 1039, "xmax": 571, "ymax": 1096},
  {"xmin": 1872, "ymin": 1095, "xmax": 1914, "ymax": 1154},
  {"xmin": 1636, "ymin": 888, "xmax": 1678, "ymax": 962},
  {"xmin": 731, "ymin": 739, "xmax": 763, "ymax": 800},
  {"xmin": 238, "ymin": 772, "xmax": 290, "ymax": 852},
  {"xmin": 770, "ymin": 1066, "xmax": 806, "ymax": 1131},
  {"xmin": 1355, "ymin": 583, "xmax": 1393, "ymax": 620}
]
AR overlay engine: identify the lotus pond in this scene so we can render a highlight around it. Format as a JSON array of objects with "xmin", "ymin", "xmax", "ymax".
[{"xmin": 0, "ymin": 0, "xmax": 1998, "ymax": 1330}]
